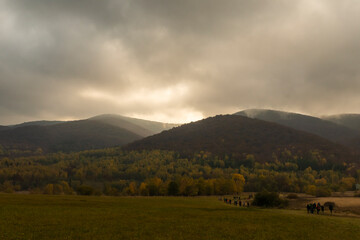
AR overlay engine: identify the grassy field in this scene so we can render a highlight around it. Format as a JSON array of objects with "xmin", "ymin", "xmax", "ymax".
[{"xmin": 0, "ymin": 194, "xmax": 360, "ymax": 240}]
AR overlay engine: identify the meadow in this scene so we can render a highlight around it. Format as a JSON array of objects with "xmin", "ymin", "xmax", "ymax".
[{"xmin": 0, "ymin": 194, "xmax": 360, "ymax": 240}]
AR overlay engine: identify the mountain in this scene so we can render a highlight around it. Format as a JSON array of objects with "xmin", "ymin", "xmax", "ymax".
[
  {"xmin": 235, "ymin": 109, "xmax": 360, "ymax": 147},
  {"xmin": 0, "ymin": 126, "xmax": 9, "ymax": 131},
  {"xmin": 0, "ymin": 115, "xmax": 178, "ymax": 153},
  {"xmin": 0, "ymin": 120, "xmax": 142, "ymax": 153},
  {"xmin": 323, "ymin": 114, "xmax": 360, "ymax": 132},
  {"xmin": 8, "ymin": 120, "xmax": 64, "ymax": 128},
  {"xmin": 125, "ymin": 115, "xmax": 356, "ymax": 166},
  {"xmin": 90, "ymin": 114, "xmax": 179, "ymax": 137}
]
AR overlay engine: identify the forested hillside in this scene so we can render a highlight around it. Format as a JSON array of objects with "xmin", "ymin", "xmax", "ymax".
[
  {"xmin": 323, "ymin": 114, "xmax": 360, "ymax": 132},
  {"xmin": 0, "ymin": 114, "xmax": 359, "ymax": 197},
  {"xmin": 235, "ymin": 109, "xmax": 360, "ymax": 148},
  {"xmin": 0, "ymin": 115, "xmax": 178, "ymax": 154},
  {"xmin": 0, "ymin": 126, "xmax": 9, "ymax": 131},
  {"xmin": 126, "ymin": 115, "xmax": 357, "ymax": 166},
  {"xmin": 0, "ymin": 120, "xmax": 142, "ymax": 153}
]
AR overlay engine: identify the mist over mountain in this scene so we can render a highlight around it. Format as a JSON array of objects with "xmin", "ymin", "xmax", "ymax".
[
  {"xmin": 0, "ymin": 114, "xmax": 178, "ymax": 153},
  {"xmin": 0, "ymin": 126, "xmax": 9, "ymax": 131},
  {"xmin": 125, "ymin": 115, "xmax": 356, "ymax": 165},
  {"xmin": 323, "ymin": 114, "xmax": 360, "ymax": 132},
  {"xmin": 235, "ymin": 109, "xmax": 360, "ymax": 148},
  {"xmin": 7, "ymin": 121, "xmax": 65, "ymax": 129},
  {"xmin": 90, "ymin": 114, "xmax": 179, "ymax": 137}
]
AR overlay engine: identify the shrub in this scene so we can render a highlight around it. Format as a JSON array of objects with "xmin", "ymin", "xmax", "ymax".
[
  {"xmin": 324, "ymin": 202, "xmax": 336, "ymax": 208},
  {"xmin": 76, "ymin": 185, "xmax": 95, "ymax": 195},
  {"xmin": 315, "ymin": 187, "xmax": 331, "ymax": 197},
  {"xmin": 43, "ymin": 184, "xmax": 54, "ymax": 194},
  {"xmin": 252, "ymin": 191, "xmax": 288, "ymax": 208},
  {"xmin": 286, "ymin": 193, "xmax": 298, "ymax": 199}
]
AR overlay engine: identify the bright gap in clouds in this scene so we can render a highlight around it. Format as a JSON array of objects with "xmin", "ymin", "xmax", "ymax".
[
  {"xmin": 129, "ymin": 110, "xmax": 204, "ymax": 124},
  {"xmin": 79, "ymin": 83, "xmax": 203, "ymax": 123}
]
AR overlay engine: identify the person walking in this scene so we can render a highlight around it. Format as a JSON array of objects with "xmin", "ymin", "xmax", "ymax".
[{"xmin": 329, "ymin": 204, "xmax": 333, "ymax": 215}]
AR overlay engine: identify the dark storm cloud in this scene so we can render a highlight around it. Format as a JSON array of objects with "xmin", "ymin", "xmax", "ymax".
[{"xmin": 1, "ymin": 0, "xmax": 360, "ymax": 124}]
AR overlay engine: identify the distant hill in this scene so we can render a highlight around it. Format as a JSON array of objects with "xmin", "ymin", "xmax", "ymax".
[
  {"xmin": 8, "ymin": 120, "xmax": 64, "ymax": 128},
  {"xmin": 0, "ymin": 115, "xmax": 178, "ymax": 153},
  {"xmin": 0, "ymin": 120, "xmax": 142, "ymax": 153},
  {"xmin": 323, "ymin": 114, "xmax": 360, "ymax": 132},
  {"xmin": 235, "ymin": 109, "xmax": 360, "ymax": 147},
  {"xmin": 90, "ymin": 114, "xmax": 179, "ymax": 137},
  {"xmin": 125, "ymin": 115, "xmax": 356, "ymax": 166},
  {"xmin": 0, "ymin": 126, "xmax": 9, "ymax": 131}
]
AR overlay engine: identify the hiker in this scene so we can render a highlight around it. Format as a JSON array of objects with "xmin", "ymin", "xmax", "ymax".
[
  {"xmin": 329, "ymin": 204, "xmax": 333, "ymax": 215},
  {"xmin": 239, "ymin": 200, "xmax": 242, "ymax": 207},
  {"xmin": 234, "ymin": 200, "xmax": 238, "ymax": 206},
  {"xmin": 316, "ymin": 203, "xmax": 321, "ymax": 215},
  {"xmin": 306, "ymin": 204, "xmax": 310, "ymax": 214},
  {"xmin": 310, "ymin": 204, "xmax": 314, "ymax": 214},
  {"xmin": 247, "ymin": 202, "xmax": 250, "ymax": 207},
  {"xmin": 229, "ymin": 199, "xmax": 231, "ymax": 205},
  {"xmin": 321, "ymin": 205, "xmax": 324, "ymax": 214}
]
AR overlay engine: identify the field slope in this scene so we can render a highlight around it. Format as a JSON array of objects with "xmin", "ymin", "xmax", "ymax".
[{"xmin": 0, "ymin": 194, "xmax": 359, "ymax": 240}]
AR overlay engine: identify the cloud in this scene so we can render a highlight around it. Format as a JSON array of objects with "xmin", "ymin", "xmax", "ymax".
[{"xmin": 1, "ymin": 0, "xmax": 360, "ymax": 124}]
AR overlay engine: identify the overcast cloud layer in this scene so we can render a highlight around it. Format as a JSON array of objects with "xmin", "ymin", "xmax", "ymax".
[{"xmin": 1, "ymin": 0, "xmax": 360, "ymax": 124}]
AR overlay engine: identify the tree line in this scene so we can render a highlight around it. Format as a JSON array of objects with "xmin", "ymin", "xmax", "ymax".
[{"xmin": 0, "ymin": 147, "xmax": 359, "ymax": 196}]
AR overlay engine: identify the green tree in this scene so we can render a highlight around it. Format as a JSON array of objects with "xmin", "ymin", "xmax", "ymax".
[{"xmin": 167, "ymin": 181, "xmax": 179, "ymax": 196}]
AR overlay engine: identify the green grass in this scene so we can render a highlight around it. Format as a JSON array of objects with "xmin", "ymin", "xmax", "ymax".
[{"xmin": 0, "ymin": 194, "xmax": 359, "ymax": 240}]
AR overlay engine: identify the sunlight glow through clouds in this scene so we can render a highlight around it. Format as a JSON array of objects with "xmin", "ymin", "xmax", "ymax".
[
  {"xmin": 129, "ymin": 110, "xmax": 204, "ymax": 124},
  {"xmin": 80, "ymin": 83, "xmax": 188, "ymax": 105},
  {"xmin": 2, "ymin": 1, "xmax": 360, "ymax": 124},
  {"xmin": 79, "ymin": 83, "xmax": 202, "ymax": 123}
]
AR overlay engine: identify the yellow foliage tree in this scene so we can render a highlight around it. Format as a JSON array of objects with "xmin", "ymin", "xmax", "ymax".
[
  {"xmin": 306, "ymin": 185, "xmax": 316, "ymax": 196},
  {"xmin": 315, "ymin": 178, "xmax": 327, "ymax": 186},
  {"xmin": 127, "ymin": 182, "xmax": 137, "ymax": 195},
  {"xmin": 60, "ymin": 181, "xmax": 73, "ymax": 195},
  {"xmin": 232, "ymin": 173, "xmax": 245, "ymax": 194},
  {"xmin": 44, "ymin": 184, "xmax": 54, "ymax": 194},
  {"xmin": 341, "ymin": 177, "xmax": 356, "ymax": 191},
  {"xmin": 139, "ymin": 182, "xmax": 148, "ymax": 196}
]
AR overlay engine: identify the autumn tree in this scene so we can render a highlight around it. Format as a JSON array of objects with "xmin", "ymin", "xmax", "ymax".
[{"xmin": 232, "ymin": 173, "xmax": 245, "ymax": 195}]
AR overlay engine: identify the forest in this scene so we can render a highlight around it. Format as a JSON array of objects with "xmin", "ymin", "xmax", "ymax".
[{"xmin": 0, "ymin": 145, "xmax": 359, "ymax": 197}]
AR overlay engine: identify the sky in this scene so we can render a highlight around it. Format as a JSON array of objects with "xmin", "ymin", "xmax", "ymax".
[{"xmin": 1, "ymin": 0, "xmax": 360, "ymax": 125}]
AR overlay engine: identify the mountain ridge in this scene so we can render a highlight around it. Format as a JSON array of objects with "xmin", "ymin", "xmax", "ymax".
[
  {"xmin": 125, "ymin": 115, "xmax": 357, "ymax": 166},
  {"xmin": 235, "ymin": 109, "xmax": 360, "ymax": 148},
  {"xmin": 0, "ymin": 114, "xmax": 178, "ymax": 154},
  {"xmin": 323, "ymin": 114, "xmax": 360, "ymax": 132}
]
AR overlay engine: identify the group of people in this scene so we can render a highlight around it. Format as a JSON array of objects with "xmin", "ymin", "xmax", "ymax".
[
  {"xmin": 222, "ymin": 197, "xmax": 250, "ymax": 207},
  {"xmin": 307, "ymin": 202, "xmax": 333, "ymax": 215}
]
